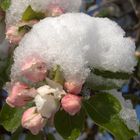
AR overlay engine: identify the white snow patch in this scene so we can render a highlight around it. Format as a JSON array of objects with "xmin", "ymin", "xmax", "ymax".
[
  {"xmin": 110, "ymin": 90, "xmax": 139, "ymax": 133},
  {"xmin": 86, "ymin": 73, "xmax": 127, "ymax": 89},
  {"xmin": 6, "ymin": 0, "xmax": 82, "ymax": 26},
  {"xmin": 11, "ymin": 13, "xmax": 137, "ymax": 83}
]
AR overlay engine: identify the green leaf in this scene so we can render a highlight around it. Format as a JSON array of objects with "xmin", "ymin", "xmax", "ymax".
[
  {"xmin": 53, "ymin": 65, "xmax": 65, "ymax": 85},
  {"xmin": 85, "ymin": 73, "xmax": 127, "ymax": 91},
  {"xmin": 0, "ymin": 104, "xmax": 24, "ymax": 132},
  {"xmin": 22, "ymin": 5, "xmax": 45, "ymax": 21},
  {"xmin": 54, "ymin": 110, "xmax": 85, "ymax": 139},
  {"xmin": 0, "ymin": 103, "xmax": 33, "ymax": 132},
  {"xmin": 88, "ymin": 84, "xmax": 118, "ymax": 90},
  {"xmin": 123, "ymin": 94, "xmax": 140, "ymax": 105},
  {"xmin": 0, "ymin": 58, "xmax": 13, "ymax": 88},
  {"xmin": 95, "ymin": 8, "xmax": 111, "ymax": 17},
  {"xmin": 0, "ymin": 46, "xmax": 15, "ymax": 86},
  {"xmin": 82, "ymin": 93, "xmax": 137, "ymax": 140},
  {"xmin": 11, "ymin": 127, "xmax": 23, "ymax": 140},
  {"xmin": 92, "ymin": 69, "xmax": 131, "ymax": 80},
  {"xmin": 18, "ymin": 25, "xmax": 32, "ymax": 34},
  {"xmin": 0, "ymin": 0, "xmax": 11, "ymax": 11},
  {"xmin": 66, "ymin": 129, "xmax": 81, "ymax": 140},
  {"xmin": 48, "ymin": 65, "xmax": 65, "ymax": 85},
  {"xmin": 0, "ymin": 135, "xmax": 5, "ymax": 140},
  {"xmin": 25, "ymin": 132, "xmax": 44, "ymax": 140},
  {"xmin": 47, "ymin": 133, "xmax": 55, "ymax": 140}
]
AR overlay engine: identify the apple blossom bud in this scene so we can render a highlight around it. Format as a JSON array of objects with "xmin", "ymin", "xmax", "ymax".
[
  {"xmin": 61, "ymin": 94, "xmax": 82, "ymax": 116},
  {"xmin": 34, "ymin": 82, "xmax": 66, "ymax": 118},
  {"xmin": 6, "ymin": 25, "xmax": 24, "ymax": 45},
  {"xmin": 46, "ymin": 4, "xmax": 64, "ymax": 17},
  {"xmin": 64, "ymin": 81, "xmax": 82, "ymax": 94},
  {"xmin": 21, "ymin": 107, "xmax": 46, "ymax": 135},
  {"xmin": 6, "ymin": 20, "xmax": 38, "ymax": 45},
  {"xmin": 21, "ymin": 57, "xmax": 47, "ymax": 83},
  {"xmin": 6, "ymin": 82, "xmax": 37, "ymax": 107},
  {"xmin": 35, "ymin": 94, "xmax": 60, "ymax": 118}
]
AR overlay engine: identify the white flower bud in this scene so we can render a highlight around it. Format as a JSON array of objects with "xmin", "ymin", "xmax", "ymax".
[
  {"xmin": 35, "ymin": 94, "xmax": 59, "ymax": 118},
  {"xmin": 35, "ymin": 80, "xmax": 66, "ymax": 118}
]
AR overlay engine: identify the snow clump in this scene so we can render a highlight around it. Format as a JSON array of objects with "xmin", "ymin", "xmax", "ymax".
[{"xmin": 11, "ymin": 13, "xmax": 137, "ymax": 84}]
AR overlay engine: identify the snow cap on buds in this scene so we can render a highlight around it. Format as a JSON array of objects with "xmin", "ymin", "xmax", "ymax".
[
  {"xmin": 11, "ymin": 13, "xmax": 137, "ymax": 84},
  {"xmin": 21, "ymin": 57, "xmax": 47, "ymax": 83},
  {"xmin": 6, "ymin": 82, "xmax": 37, "ymax": 107},
  {"xmin": 21, "ymin": 107, "xmax": 46, "ymax": 135},
  {"xmin": 61, "ymin": 94, "xmax": 82, "ymax": 116},
  {"xmin": 64, "ymin": 81, "xmax": 83, "ymax": 94}
]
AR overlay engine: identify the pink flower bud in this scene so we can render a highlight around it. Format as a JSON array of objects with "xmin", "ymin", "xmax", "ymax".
[
  {"xmin": 6, "ymin": 82, "xmax": 37, "ymax": 107},
  {"xmin": 61, "ymin": 94, "xmax": 82, "ymax": 116},
  {"xmin": 64, "ymin": 81, "xmax": 82, "ymax": 95},
  {"xmin": 21, "ymin": 57, "xmax": 47, "ymax": 83},
  {"xmin": 6, "ymin": 25, "xmax": 24, "ymax": 44},
  {"xmin": 6, "ymin": 20, "xmax": 38, "ymax": 45},
  {"xmin": 47, "ymin": 4, "xmax": 64, "ymax": 17},
  {"xmin": 21, "ymin": 107, "xmax": 46, "ymax": 135}
]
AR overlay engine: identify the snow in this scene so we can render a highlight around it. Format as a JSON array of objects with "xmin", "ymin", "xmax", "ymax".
[
  {"xmin": 11, "ymin": 13, "xmax": 137, "ymax": 84},
  {"xmin": 6, "ymin": 0, "xmax": 30, "ymax": 26},
  {"xmin": 86, "ymin": 73, "xmax": 127, "ymax": 89},
  {"xmin": 110, "ymin": 90, "xmax": 139, "ymax": 133},
  {"xmin": 6, "ymin": 0, "xmax": 82, "ymax": 26},
  {"xmin": 87, "ymin": 17, "xmax": 136, "ymax": 73}
]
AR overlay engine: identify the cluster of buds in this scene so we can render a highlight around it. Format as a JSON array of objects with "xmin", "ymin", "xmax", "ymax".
[
  {"xmin": 62, "ymin": 82, "xmax": 82, "ymax": 115},
  {"xmin": 6, "ymin": 57, "xmax": 83, "ymax": 134}
]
